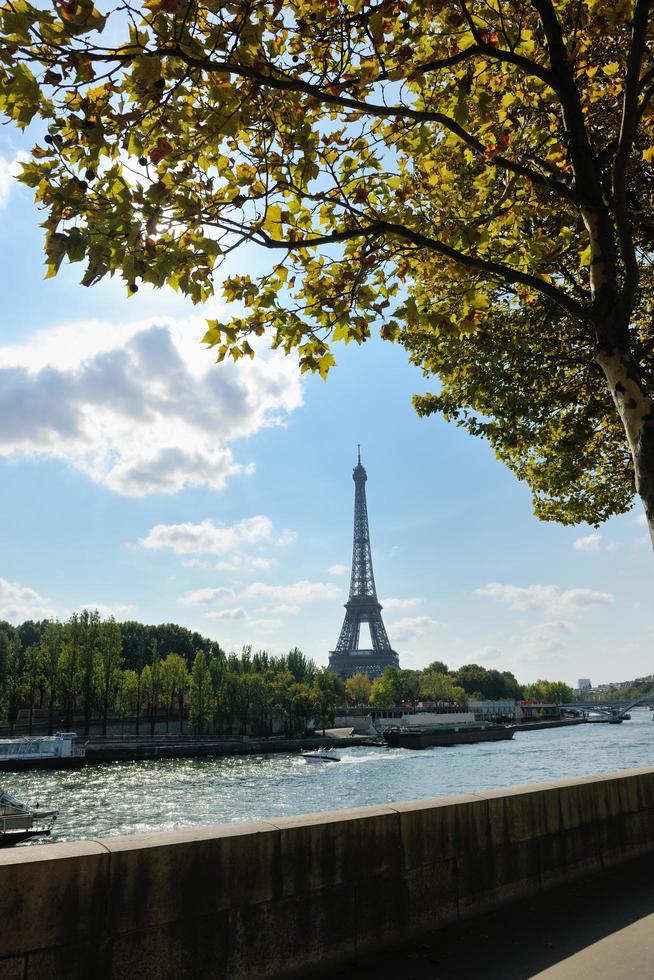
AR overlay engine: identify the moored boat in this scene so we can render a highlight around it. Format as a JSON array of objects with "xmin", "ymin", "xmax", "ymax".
[
  {"xmin": 0, "ymin": 732, "xmax": 86, "ymax": 771},
  {"xmin": 0, "ymin": 790, "xmax": 58, "ymax": 846},
  {"xmin": 383, "ymin": 722, "xmax": 515, "ymax": 750}
]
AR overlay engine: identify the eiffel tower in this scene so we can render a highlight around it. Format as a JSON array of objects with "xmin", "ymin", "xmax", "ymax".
[{"xmin": 328, "ymin": 448, "xmax": 400, "ymax": 678}]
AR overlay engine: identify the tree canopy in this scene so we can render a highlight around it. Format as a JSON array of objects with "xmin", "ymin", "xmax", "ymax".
[{"xmin": 2, "ymin": 0, "xmax": 654, "ymax": 540}]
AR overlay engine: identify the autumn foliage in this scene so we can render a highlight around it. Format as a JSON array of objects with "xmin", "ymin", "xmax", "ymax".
[{"xmin": 1, "ymin": 0, "xmax": 654, "ymax": 539}]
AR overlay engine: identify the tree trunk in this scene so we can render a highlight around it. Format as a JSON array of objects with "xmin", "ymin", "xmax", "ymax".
[
  {"xmin": 47, "ymin": 689, "xmax": 54, "ymax": 736},
  {"xmin": 65, "ymin": 697, "xmax": 72, "ymax": 731},
  {"xmin": 597, "ymin": 345, "xmax": 654, "ymax": 547}
]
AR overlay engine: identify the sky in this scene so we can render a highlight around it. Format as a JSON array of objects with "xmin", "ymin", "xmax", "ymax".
[{"xmin": 0, "ymin": 131, "xmax": 652, "ymax": 690}]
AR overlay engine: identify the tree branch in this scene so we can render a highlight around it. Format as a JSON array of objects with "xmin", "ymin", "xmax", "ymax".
[
  {"xmin": 530, "ymin": 0, "xmax": 603, "ymax": 202},
  {"xmin": 613, "ymin": 0, "xmax": 649, "ymax": 316},
  {"xmin": 156, "ymin": 46, "xmax": 580, "ymax": 203},
  {"xmin": 242, "ymin": 219, "xmax": 589, "ymax": 323}
]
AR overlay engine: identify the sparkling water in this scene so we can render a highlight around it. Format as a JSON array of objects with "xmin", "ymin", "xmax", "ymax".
[{"xmin": 7, "ymin": 710, "xmax": 654, "ymax": 844}]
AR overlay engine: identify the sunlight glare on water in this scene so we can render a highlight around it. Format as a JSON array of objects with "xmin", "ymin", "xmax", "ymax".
[{"xmin": 7, "ymin": 710, "xmax": 654, "ymax": 844}]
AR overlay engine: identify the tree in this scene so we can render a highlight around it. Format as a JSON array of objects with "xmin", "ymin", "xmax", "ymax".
[
  {"xmin": 288, "ymin": 682, "xmax": 316, "ymax": 733},
  {"xmin": 22, "ymin": 646, "xmax": 41, "ymax": 735},
  {"xmin": 78, "ymin": 609, "xmax": 100, "ymax": 736},
  {"xmin": 370, "ymin": 666, "xmax": 404, "ymax": 707},
  {"xmin": 419, "ymin": 668, "xmax": 457, "ymax": 703},
  {"xmin": 40, "ymin": 621, "xmax": 63, "ymax": 735},
  {"xmin": 97, "ymin": 618, "xmax": 123, "ymax": 736},
  {"xmin": 272, "ymin": 669, "xmax": 297, "ymax": 736},
  {"xmin": 525, "ymin": 680, "xmax": 574, "ymax": 703},
  {"xmin": 189, "ymin": 651, "xmax": 213, "ymax": 734},
  {"xmin": 398, "ymin": 669, "xmax": 420, "ymax": 706},
  {"xmin": 4, "ymin": 3, "xmax": 654, "ymax": 544},
  {"xmin": 345, "ymin": 673, "xmax": 372, "ymax": 705},
  {"xmin": 4, "ymin": 635, "xmax": 23, "ymax": 735},
  {"xmin": 453, "ymin": 664, "xmax": 519, "ymax": 700},
  {"xmin": 160, "ymin": 653, "xmax": 188, "ymax": 734},
  {"xmin": 140, "ymin": 664, "xmax": 153, "ymax": 732},
  {"xmin": 148, "ymin": 639, "xmax": 161, "ymax": 735},
  {"xmin": 117, "ymin": 668, "xmax": 137, "ymax": 735},
  {"xmin": 59, "ymin": 616, "xmax": 81, "ymax": 731},
  {"xmin": 245, "ymin": 673, "xmax": 275, "ymax": 736},
  {"xmin": 312, "ymin": 668, "xmax": 339, "ymax": 733}
]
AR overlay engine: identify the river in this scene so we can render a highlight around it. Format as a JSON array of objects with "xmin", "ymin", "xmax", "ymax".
[{"xmin": 7, "ymin": 709, "xmax": 654, "ymax": 844}]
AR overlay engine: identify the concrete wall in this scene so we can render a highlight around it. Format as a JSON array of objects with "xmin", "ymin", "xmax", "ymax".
[{"xmin": 3, "ymin": 767, "xmax": 654, "ymax": 979}]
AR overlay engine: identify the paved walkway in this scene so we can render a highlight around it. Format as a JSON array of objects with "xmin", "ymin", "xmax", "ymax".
[{"xmin": 310, "ymin": 853, "xmax": 654, "ymax": 979}]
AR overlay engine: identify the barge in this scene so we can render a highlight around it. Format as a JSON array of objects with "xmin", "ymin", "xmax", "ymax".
[
  {"xmin": 0, "ymin": 732, "xmax": 85, "ymax": 771},
  {"xmin": 383, "ymin": 722, "xmax": 515, "ymax": 750}
]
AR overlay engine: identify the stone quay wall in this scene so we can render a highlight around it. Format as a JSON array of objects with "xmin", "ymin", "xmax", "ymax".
[{"xmin": 2, "ymin": 767, "xmax": 654, "ymax": 979}]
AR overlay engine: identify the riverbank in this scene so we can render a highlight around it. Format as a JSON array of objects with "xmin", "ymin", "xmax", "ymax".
[
  {"xmin": 81, "ymin": 720, "xmax": 596, "ymax": 763},
  {"xmin": 515, "ymin": 717, "xmax": 588, "ymax": 732},
  {"xmin": 85, "ymin": 733, "xmax": 382, "ymax": 763}
]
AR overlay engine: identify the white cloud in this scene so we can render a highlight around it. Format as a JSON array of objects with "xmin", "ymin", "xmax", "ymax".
[
  {"xmin": 518, "ymin": 620, "xmax": 576, "ymax": 654},
  {"xmin": 273, "ymin": 604, "xmax": 301, "ymax": 615},
  {"xmin": 276, "ymin": 529, "xmax": 297, "ymax": 546},
  {"xmin": 241, "ymin": 580, "xmax": 341, "ymax": 603},
  {"xmin": 248, "ymin": 618, "xmax": 282, "ymax": 632},
  {"xmin": 248, "ymin": 557, "xmax": 274, "ymax": 570},
  {"xmin": 0, "ymin": 153, "xmax": 27, "ymax": 209},
  {"xmin": 388, "ymin": 615, "xmax": 441, "ymax": 643},
  {"xmin": 203, "ymin": 608, "xmax": 246, "ymax": 620},
  {"xmin": 328, "ymin": 564, "xmax": 348, "ymax": 576},
  {"xmin": 475, "ymin": 646, "xmax": 502, "ymax": 662},
  {"xmin": 381, "ymin": 597, "xmax": 424, "ymax": 611},
  {"xmin": 0, "ymin": 317, "xmax": 303, "ymax": 495},
  {"xmin": 74, "ymin": 602, "xmax": 134, "ymax": 619},
  {"xmin": 475, "ymin": 582, "xmax": 613, "ymax": 616},
  {"xmin": 0, "ymin": 577, "xmax": 57, "ymax": 623},
  {"xmin": 139, "ymin": 516, "xmax": 274, "ymax": 556},
  {"xmin": 179, "ymin": 587, "xmax": 236, "ymax": 606},
  {"xmin": 573, "ymin": 533, "xmax": 602, "ymax": 552},
  {"xmin": 215, "ymin": 554, "xmax": 273, "ymax": 573}
]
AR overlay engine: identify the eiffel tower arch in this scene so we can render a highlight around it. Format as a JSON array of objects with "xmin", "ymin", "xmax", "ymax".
[{"xmin": 328, "ymin": 450, "xmax": 400, "ymax": 679}]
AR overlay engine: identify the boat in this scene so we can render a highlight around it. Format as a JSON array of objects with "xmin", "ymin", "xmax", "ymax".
[
  {"xmin": 301, "ymin": 747, "xmax": 341, "ymax": 763},
  {"xmin": 382, "ymin": 722, "xmax": 515, "ymax": 750},
  {"xmin": 0, "ymin": 790, "xmax": 58, "ymax": 846},
  {"xmin": 0, "ymin": 732, "xmax": 86, "ymax": 771}
]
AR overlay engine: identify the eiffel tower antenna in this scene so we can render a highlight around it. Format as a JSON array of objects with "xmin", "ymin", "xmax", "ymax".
[{"xmin": 328, "ymin": 451, "xmax": 400, "ymax": 678}]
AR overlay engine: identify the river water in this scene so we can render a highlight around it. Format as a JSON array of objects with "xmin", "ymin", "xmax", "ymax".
[{"xmin": 8, "ymin": 710, "xmax": 654, "ymax": 844}]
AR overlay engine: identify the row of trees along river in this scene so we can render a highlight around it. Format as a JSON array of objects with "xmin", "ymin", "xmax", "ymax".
[{"xmin": 0, "ymin": 613, "xmax": 575, "ymax": 738}]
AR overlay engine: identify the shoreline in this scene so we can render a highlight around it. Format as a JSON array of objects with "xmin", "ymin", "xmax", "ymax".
[
  {"xmin": 83, "ymin": 718, "xmax": 590, "ymax": 764},
  {"xmin": 85, "ymin": 733, "xmax": 382, "ymax": 764}
]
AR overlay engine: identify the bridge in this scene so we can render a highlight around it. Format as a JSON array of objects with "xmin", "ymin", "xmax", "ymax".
[{"xmin": 567, "ymin": 696, "xmax": 654, "ymax": 720}]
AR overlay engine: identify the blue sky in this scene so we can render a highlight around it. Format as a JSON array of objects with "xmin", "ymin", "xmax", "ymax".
[{"xmin": 0, "ymin": 132, "xmax": 652, "ymax": 688}]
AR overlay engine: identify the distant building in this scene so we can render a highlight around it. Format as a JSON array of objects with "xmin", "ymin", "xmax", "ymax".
[{"xmin": 578, "ymin": 678, "xmax": 592, "ymax": 690}]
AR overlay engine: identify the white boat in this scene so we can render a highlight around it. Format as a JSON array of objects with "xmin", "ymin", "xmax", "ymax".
[
  {"xmin": 0, "ymin": 790, "xmax": 58, "ymax": 846},
  {"xmin": 301, "ymin": 747, "xmax": 341, "ymax": 763},
  {"xmin": 0, "ymin": 732, "xmax": 86, "ymax": 771}
]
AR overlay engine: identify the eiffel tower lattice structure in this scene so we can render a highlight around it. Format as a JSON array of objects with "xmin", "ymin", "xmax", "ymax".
[{"xmin": 328, "ymin": 449, "xmax": 400, "ymax": 679}]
